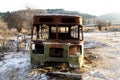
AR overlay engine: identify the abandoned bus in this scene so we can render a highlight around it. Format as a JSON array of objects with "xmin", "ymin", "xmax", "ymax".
[{"xmin": 30, "ymin": 14, "xmax": 84, "ymax": 68}]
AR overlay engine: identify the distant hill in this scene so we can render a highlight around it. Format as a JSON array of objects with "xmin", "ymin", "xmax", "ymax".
[{"xmin": 99, "ymin": 13, "xmax": 120, "ymax": 24}]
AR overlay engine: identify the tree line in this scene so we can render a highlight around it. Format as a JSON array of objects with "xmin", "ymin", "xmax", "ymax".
[{"xmin": 0, "ymin": 9, "xmax": 97, "ymax": 32}]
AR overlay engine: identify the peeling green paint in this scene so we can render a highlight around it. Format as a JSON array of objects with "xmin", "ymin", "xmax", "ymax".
[{"xmin": 30, "ymin": 43, "xmax": 84, "ymax": 68}]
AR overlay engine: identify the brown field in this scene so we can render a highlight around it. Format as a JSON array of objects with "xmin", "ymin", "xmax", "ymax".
[{"xmin": 83, "ymin": 26, "xmax": 120, "ymax": 32}]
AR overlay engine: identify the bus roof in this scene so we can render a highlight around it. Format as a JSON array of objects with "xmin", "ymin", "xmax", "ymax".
[{"xmin": 33, "ymin": 14, "xmax": 82, "ymax": 26}]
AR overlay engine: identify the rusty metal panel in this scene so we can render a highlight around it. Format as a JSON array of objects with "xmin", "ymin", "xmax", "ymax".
[
  {"xmin": 50, "ymin": 44, "xmax": 64, "ymax": 48},
  {"xmin": 33, "ymin": 15, "xmax": 82, "ymax": 25}
]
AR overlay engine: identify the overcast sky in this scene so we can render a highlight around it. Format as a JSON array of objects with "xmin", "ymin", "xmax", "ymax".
[{"xmin": 0, "ymin": 0, "xmax": 120, "ymax": 16}]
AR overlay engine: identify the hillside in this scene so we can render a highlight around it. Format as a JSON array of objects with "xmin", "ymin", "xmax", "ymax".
[
  {"xmin": 99, "ymin": 13, "xmax": 120, "ymax": 24},
  {"xmin": 46, "ymin": 9, "xmax": 97, "ymax": 19},
  {"xmin": 0, "ymin": 9, "xmax": 97, "ymax": 24},
  {"xmin": 0, "ymin": 9, "xmax": 97, "ymax": 32}
]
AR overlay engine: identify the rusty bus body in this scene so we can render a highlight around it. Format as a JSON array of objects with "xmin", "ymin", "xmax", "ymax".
[{"xmin": 30, "ymin": 15, "xmax": 84, "ymax": 68}]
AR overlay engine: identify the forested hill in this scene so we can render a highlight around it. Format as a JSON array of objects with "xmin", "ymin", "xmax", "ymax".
[
  {"xmin": 46, "ymin": 9, "xmax": 97, "ymax": 19},
  {"xmin": 0, "ymin": 9, "xmax": 97, "ymax": 20},
  {"xmin": 0, "ymin": 9, "xmax": 97, "ymax": 32}
]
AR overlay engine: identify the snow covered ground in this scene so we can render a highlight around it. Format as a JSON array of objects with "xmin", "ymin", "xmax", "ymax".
[
  {"xmin": 82, "ymin": 31, "xmax": 120, "ymax": 80},
  {"xmin": 0, "ymin": 52, "xmax": 31, "ymax": 80},
  {"xmin": 0, "ymin": 51, "xmax": 50, "ymax": 80},
  {"xmin": 0, "ymin": 30, "xmax": 120, "ymax": 80}
]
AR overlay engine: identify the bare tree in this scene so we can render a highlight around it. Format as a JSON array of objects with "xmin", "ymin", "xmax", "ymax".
[
  {"xmin": 0, "ymin": 18, "xmax": 8, "ymax": 53},
  {"xmin": 95, "ymin": 19, "xmax": 110, "ymax": 31}
]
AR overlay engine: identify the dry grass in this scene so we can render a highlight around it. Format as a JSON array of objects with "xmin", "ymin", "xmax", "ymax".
[{"xmin": 83, "ymin": 26, "xmax": 120, "ymax": 32}]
